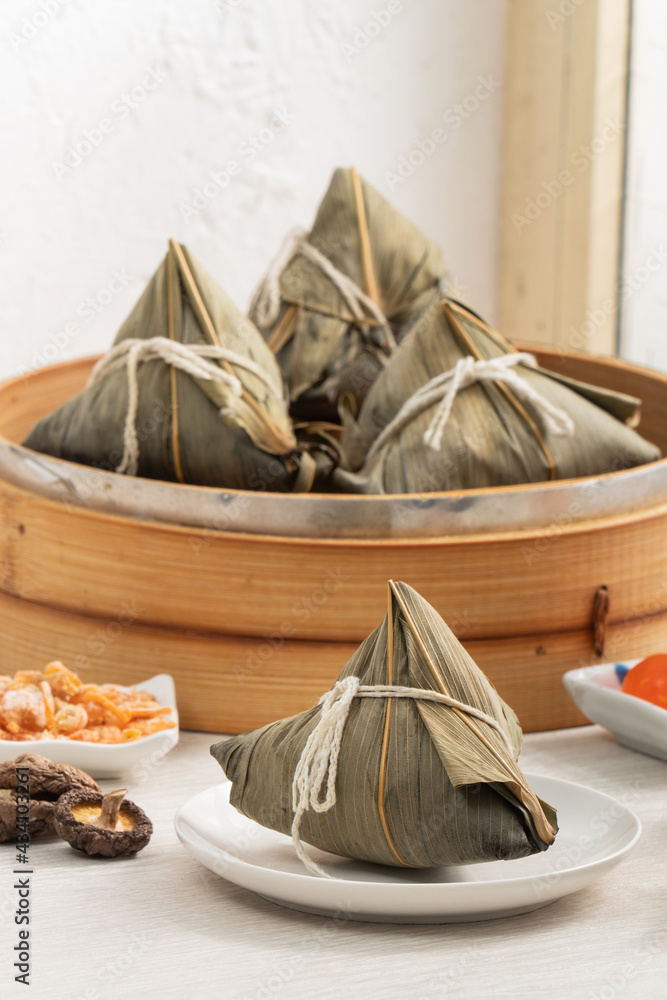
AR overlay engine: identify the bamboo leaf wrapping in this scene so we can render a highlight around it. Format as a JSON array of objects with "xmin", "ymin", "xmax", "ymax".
[
  {"xmin": 250, "ymin": 167, "xmax": 447, "ymax": 419},
  {"xmin": 335, "ymin": 298, "xmax": 661, "ymax": 493},
  {"xmin": 212, "ymin": 581, "xmax": 557, "ymax": 869},
  {"xmin": 23, "ymin": 241, "xmax": 304, "ymax": 491}
]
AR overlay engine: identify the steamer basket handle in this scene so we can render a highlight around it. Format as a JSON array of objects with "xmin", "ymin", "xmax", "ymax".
[{"xmin": 592, "ymin": 585, "xmax": 610, "ymax": 658}]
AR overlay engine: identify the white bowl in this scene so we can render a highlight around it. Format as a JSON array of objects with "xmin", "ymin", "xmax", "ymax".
[
  {"xmin": 0, "ymin": 673, "xmax": 179, "ymax": 778},
  {"xmin": 562, "ymin": 660, "xmax": 667, "ymax": 762}
]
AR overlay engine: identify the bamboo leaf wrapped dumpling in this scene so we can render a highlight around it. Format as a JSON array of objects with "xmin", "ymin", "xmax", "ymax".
[
  {"xmin": 249, "ymin": 167, "xmax": 447, "ymax": 420},
  {"xmin": 334, "ymin": 296, "xmax": 661, "ymax": 493},
  {"xmin": 212, "ymin": 581, "xmax": 557, "ymax": 874},
  {"xmin": 24, "ymin": 240, "xmax": 315, "ymax": 492}
]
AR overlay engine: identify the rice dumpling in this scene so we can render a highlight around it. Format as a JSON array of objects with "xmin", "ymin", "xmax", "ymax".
[
  {"xmin": 212, "ymin": 581, "xmax": 557, "ymax": 875},
  {"xmin": 249, "ymin": 167, "xmax": 447, "ymax": 421},
  {"xmin": 334, "ymin": 296, "xmax": 661, "ymax": 493},
  {"xmin": 24, "ymin": 240, "xmax": 316, "ymax": 492}
]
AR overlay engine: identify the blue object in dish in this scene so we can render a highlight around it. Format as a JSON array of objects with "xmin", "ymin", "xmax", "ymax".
[{"xmin": 615, "ymin": 663, "xmax": 631, "ymax": 686}]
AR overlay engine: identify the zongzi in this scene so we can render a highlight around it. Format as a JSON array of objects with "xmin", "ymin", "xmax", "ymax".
[
  {"xmin": 212, "ymin": 581, "xmax": 557, "ymax": 875},
  {"xmin": 249, "ymin": 166, "xmax": 447, "ymax": 421},
  {"xmin": 334, "ymin": 296, "xmax": 661, "ymax": 493},
  {"xmin": 24, "ymin": 240, "xmax": 316, "ymax": 492}
]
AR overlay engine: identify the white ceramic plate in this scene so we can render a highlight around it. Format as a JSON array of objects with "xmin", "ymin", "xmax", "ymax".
[
  {"xmin": 0, "ymin": 673, "xmax": 179, "ymax": 778},
  {"xmin": 174, "ymin": 774, "xmax": 640, "ymax": 924},
  {"xmin": 563, "ymin": 660, "xmax": 667, "ymax": 762}
]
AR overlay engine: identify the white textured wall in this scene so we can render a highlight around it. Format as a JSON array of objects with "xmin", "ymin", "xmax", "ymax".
[
  {"xmin": 621, "ymin": 0, "xmax": 667, "ymax": 372},
  {"xmin": 0, "ymin": 0, "xmax": 507, "ymax": 383}
]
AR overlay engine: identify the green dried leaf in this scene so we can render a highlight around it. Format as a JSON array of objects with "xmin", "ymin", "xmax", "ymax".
[
  {"xmin": 335, "ymin": 297, "xmax": 661, "ymax": 492},
  {"xmin": 212, "ymin": 581, "xmax": 557, "ymax": 869},
  {"xmin": 24, "ymin": 241, "xmax": 304, "ymax": 491},
  {"xmin": 251, "ymin": 167, "xmax": 446, "ymax": 420}
]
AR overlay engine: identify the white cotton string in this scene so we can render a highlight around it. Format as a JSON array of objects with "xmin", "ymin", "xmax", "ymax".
[
  {"xmin": 250, "ymin": 228, "xmax": 395, "ymax": 348},
  {"xmin": 291, "ymin": 675, "xmax": 515, "ymax": 878},
  {"xmin": 249, "ymin": 228, "xmax": 306, "ymax": 328},
  {"xmin": 291, "ymin": 676, "xmax": 362, "ymax": 878},
  {"xmin": 87, "ymin": 336, "xmax": 283, "ymax": 476},
  {"xmin": 365, "ymin": 352, "xmax": 575, "ymax": 466}
]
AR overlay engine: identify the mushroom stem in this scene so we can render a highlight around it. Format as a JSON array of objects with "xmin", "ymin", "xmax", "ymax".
[{"xmin": 91, "ymin": 789, "xmax": 127, "ymax": 831}]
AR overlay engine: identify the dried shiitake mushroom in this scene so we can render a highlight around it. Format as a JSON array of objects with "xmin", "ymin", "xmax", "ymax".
[
  {"xmin": 0, "ymin": 789, "xmax": 54, "ymax": 841},
  {"xmin": 54, "ymin": 788, "xmax": 153, "ymax": 857},
  {"xmin": 0, "ymin": 753, "xmax": 100, "ymax": 843},
  {"xmin": 0, "ymin": 754, "xmax": 100, "ymax": 797}
]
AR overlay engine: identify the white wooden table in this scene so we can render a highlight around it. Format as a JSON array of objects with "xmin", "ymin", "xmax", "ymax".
[{"xmin": 2, "ymin": 725, "xmax": 665, "ymax": 1000}]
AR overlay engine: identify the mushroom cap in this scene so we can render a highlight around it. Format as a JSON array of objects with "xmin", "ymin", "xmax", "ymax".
[
  {"xmin": 53, "ymin": 789, "xmax": 153, "ymax": 857},
  {"xmin": 0, "ymin": 788, "xmax": 54, "ymax": 842},
  {"xmin": 0, "ymin": 754, "xmax": 99, "ymax": 798}
]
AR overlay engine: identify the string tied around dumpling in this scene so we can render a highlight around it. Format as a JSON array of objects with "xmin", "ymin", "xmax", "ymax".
[
  {"xmin": 364, "ymin": 352, "xmax": 576, "ymax": 466},
  {"xmin": 291, "ymin": 675, "xmax": 516, "ymax": 878},
  {"xmin": 87, "ymin": 336, "xmax": 284, "ymax": 477},
  {"xmin": 250, "ymin": 227, "xmax": 395, "ymax": 350}
]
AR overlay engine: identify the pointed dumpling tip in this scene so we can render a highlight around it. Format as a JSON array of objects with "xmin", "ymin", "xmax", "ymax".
[{"xmin": 210, "ymin": 738, "xmax": 234, "ymax": 776}]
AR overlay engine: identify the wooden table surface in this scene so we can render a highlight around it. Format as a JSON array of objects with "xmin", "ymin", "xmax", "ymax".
[{"xmin": 2, "ymin": 725, "xmax": 665, "ymax": 1000}]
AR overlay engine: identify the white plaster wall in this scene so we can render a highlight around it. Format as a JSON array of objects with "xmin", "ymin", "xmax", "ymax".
[
  {"xmin": 0, "ymin": 0, "xmax": 507, "ymax": 383},
  {"xmin": 621, "ymin": 0, "xmax": 667, "ymax": 372}
]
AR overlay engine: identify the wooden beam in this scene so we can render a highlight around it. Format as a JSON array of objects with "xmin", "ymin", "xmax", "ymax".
[{"xmin": 499, "ymin": 0, "xmax": 630, "ymax": 355}]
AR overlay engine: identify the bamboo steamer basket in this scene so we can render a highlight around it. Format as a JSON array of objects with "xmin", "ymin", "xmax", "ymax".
[{"xmin": 1, "ymin": 348, "xmax": 667, "ymax": 734}]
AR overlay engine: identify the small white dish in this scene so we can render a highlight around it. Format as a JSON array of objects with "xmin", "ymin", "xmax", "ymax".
[
  {"xmin": 174, "ymin": 774, "xmax": 640, "ymax": 924},
  {"xmin": 563, "ymin": 660, "xmax": 667, "ymax": 762},
  {"xmin": 0, "ymin": 673, "xmax": 179, "ymax": 778}
]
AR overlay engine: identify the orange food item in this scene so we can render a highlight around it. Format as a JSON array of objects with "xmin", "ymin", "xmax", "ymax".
[
  {"xmin": 69, "ymin": 725, "xmax": 124, "ymax": 743},
  {"xmin": 0, "ymin": 665, "xmax": 174, "ymax": 742},
  {"xmin": 11, "ymin": 671, "xmax": 46, "ymax": 687},
  {"xmin": 44, "ymin": 662, "xmax": 82, "ymax": 699},
  {"xmin": 53, "ymin": 704, "xmax": 89, "ymax": 735},
  {"xmin": 119, "ymin": 717, "xmax": 174, "ymax": 738},
  {"xmin": 72, "ymin": 686, "xmax": 132, "ymax": 725},
  {"xmin": 621, "ymin": 654, "xmax": 667, "ymax": 709},
  {"xmin": 1, "ymin": 687, "xmax": 46, "ymax": 732},
  {"xmin": 40, "ymin": 681, "xmax": 56, "ymax": 728}
]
